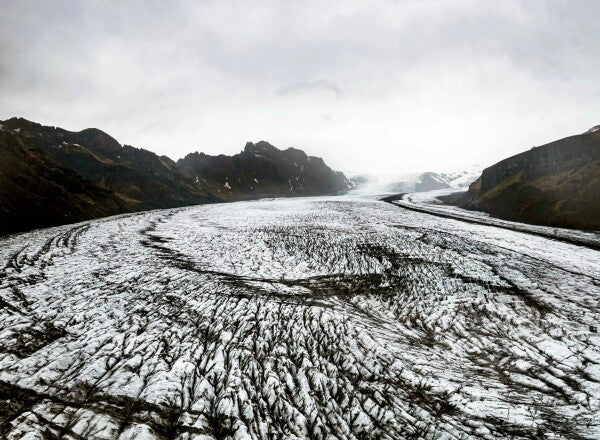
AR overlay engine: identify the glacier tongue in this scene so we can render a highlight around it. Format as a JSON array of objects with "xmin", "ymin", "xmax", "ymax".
[{"xmin": 0, "ymin": 195, "xmax": 599, "ymax": 439}]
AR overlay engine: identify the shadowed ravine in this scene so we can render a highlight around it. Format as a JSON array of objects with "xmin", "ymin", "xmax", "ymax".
[{"xmin": 0, "ymin": 195, "xmax": 599, "ymax": 439}]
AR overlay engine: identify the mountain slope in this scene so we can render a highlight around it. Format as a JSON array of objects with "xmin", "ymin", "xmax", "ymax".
[
  {"xmin": 383, "ymin": 170, "xmax": 481, "ymax": 193},
  {"xmin": 177, "ymin": 141, "xmax": 351, "ymax": 200},
  {"xmin": 456, "ymin": 127, "xmax": 600, "ymax": 230},
  {"xmin": 414, "ymin": 172, "xmax": 452, "ymax": 192},
  {"xmin": 0, "ymin": 130, "xmax": 132, "ymax": 234},
  {"xmin": 0, "ymin": 118, "xmax": 217, "ymax": 210},
  {"xmin": 0, "ymin": 118, "xmax": 351, "ymax": 234}
]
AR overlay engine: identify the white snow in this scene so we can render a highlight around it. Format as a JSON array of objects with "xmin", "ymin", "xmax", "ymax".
[
  {"xmin": 0, "ymin": 195, "xmax": 598, "ymax": 439},
  {"xmin": 397, "ymin": 189, "xmax": 600, "ymax": 250}
]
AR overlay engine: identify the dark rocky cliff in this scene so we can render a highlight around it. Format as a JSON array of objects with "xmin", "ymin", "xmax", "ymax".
[
  {"xmin": 0, "ymin": 118, "xmax": 216, "ymax": 211},
  {"xmin": 456, "ymin": 128, "xmax": 600, "ymax": 230},
  {"xmin": 0, "ymin": 130, "xmax": 132, "ymax": 234},
  {"xmin": 0, "ymin": 118, "xmax": 350, "ymax": 234},
  {"xmin": 177, "ymin": 141, "xmax": 351, "ymax": 200}
]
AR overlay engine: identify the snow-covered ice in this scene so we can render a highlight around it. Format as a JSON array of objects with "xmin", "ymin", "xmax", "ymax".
[
  {"xmin": 397, "ymin": 189, "xmax": 600, "ymax": 249},
  {"xmin": 0, "ymin": 195, "xmax": 599, "ymax": 439}
]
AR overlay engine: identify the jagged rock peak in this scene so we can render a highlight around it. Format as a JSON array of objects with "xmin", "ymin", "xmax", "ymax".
[
  {"xmin": 244, "ymin": 140, "xmax": 280, "ymax": 154},
  {"xmin": 586, "ymin": 124, "xmax": 600, "ymax": 133},
  {"xmin": 77, "ymin": 127, "xmax": 122, "ymax": 150},
  {"xmin": 1, "ymin": 117, "xmax": 122, "ymax": 151}
]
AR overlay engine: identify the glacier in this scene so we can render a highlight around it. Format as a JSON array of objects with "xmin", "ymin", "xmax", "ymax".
[{"xmin": 0, "ymin": 195, "xmax": 599, "ymax": 439}]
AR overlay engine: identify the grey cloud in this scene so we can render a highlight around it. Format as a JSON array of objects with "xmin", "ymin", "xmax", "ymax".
[
  {"xmin": 278, "ymin": 80, "xmax": 343, "ymax": 99},
  {"xmin": 0, "ymin": 0, "xmax": 599, "ymax": 175}
]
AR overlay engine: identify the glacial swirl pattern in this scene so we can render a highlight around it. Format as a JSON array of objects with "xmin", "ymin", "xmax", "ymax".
[{"xmin": 1, "ymin": 196, "xmax": 599, "ymax": 439}]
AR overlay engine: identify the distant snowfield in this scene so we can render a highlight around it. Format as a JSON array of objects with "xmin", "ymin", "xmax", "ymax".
[
  {"xmin": 396, "ymin": 189, "xmax": 600, "ymax": 250},
  {"xmin": 348, "ymin": 167, "xmax": 481, "ymax": 196},
  {"xmin": 1, "ymin": 195, "xmax": 599, "ymax": 439}
]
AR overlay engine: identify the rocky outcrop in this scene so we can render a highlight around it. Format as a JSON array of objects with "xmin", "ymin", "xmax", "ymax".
[
  {"xmin": 456, "ymin": 127, "xmax": 600, "ymax": 230},
  {"xmin": 177, "ymin": 141, "xmax": 351, "ymax": 200},
  {"xmin": 0, "ymin": 130, "xmax": 132, "ymax": 234},
  {"xmin": 413, "ymin": 172, "xmax": 452, "ymax": 192},
  {"xmin": 382, "ymin": 170, "xmax": 480, "ymax": 194},
  {"xmin": 0, "ymin": 118, "xmax": 350, "ymax": 234},
  {"xmin": 0, "ymin": 118, "xmax": 216, "ymax": 211}
]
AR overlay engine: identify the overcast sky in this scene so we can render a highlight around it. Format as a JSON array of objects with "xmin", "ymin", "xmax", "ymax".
[{"xmin": 1, "ymin": 0, "xmax": 599, "ymax": 175}]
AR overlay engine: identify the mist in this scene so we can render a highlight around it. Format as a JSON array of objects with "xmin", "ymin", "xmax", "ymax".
[{"xmin": 1, "ymin": 0, "xmax": 599, "ymax": 176}]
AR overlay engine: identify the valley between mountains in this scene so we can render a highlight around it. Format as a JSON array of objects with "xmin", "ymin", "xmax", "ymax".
[{"xmin": 1, "ymin": 195, "xmax": 599, "ymax": 440}]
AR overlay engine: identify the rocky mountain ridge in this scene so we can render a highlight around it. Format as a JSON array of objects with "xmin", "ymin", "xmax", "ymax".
[
  {"xmin": 454, "ymin": 125, "xmax": 600, "ymax": 230},
  {"xmin": 177, "ymin": 140, "xmax": 350, "ymax": 199},
  {"xmin": 0, "ymin": 117, "xmax": 351, "ymax": 234},
  {"xmin": 376, "ymin": 170, "xmax": 481, "ymax": 194}
]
